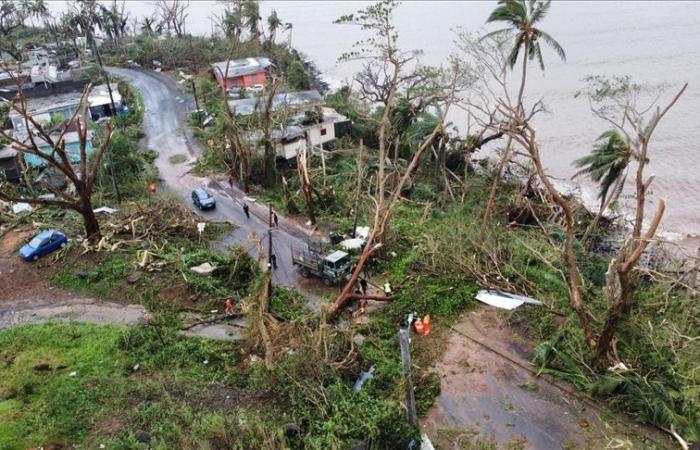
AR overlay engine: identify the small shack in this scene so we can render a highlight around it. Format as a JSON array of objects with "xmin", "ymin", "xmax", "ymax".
[{"xmin": 0, "ymin": 146, "xmax": 20, "ymax": 181}]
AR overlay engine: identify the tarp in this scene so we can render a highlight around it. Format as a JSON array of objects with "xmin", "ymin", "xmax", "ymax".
[
  {"xmin": 339, "ymin": 238, "xmax": 364, "ymax": 250},
  {"xmin": 475, "ymin": 290, "xmax": 543, "ymax": 310},
  {"xmin": 190, "ymin": 262, "xmax": 216, "ymax": 275}
]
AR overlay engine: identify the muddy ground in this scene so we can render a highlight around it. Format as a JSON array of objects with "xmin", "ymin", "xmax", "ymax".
[
  {"xmin": 0, "ymin": 227, "xmax": 243, "ymax": 339},
  {"xmin": 421, "ymin": 307, "xmax": 670, "ymax": 449}
]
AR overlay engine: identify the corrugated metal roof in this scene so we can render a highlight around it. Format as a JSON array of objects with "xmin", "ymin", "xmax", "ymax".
[
  {"xmin": 228, "ymin": 90, "xmax": 323, "ymax": 116},
  {"xmin": 211, "ymin": 57, "xmax": 272, "ymax": 79}
]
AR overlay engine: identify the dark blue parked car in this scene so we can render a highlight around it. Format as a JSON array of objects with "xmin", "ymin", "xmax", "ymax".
[
  {"xmin": 192, "ymin": 188, "xmax": 216, "ymax": 210},
  {"xmin": 19, "ymin": 230, "xmax": 67, "ymax": 261}
]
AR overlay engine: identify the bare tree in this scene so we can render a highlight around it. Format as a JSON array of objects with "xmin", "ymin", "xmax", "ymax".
[
  {"xmin": 496, "ymin": 80, "xmax": 687, "ymax": 364},
  {"xmin": 220, "ymin": 43, "xmax": 251, "ymax": 191},
  {"xmin": 335, "ymin": 0, "xmax": 419, "ymax": 243},
  {"xmin": 0, "ymin": 85, "xmax": 113, "ymax": 242},
  {"xmin": 155, "ymin": 0, "xmax": 188, "ymax": 37},
  {"xmin": 328, "ymin": 66, "xmax": 466, "ymax": 319},
  {"xmin": 261, "ymin": 75, "xmax": 280, "ymax": 186}
]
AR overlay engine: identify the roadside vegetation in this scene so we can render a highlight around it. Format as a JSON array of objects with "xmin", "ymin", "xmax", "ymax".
[{"xmin": 0, "ymin": 0, "xmax": 697, "ymax": 448}]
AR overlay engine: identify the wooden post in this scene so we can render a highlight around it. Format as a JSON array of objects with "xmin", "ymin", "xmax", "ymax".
[{"xmin": 399, "ymin": 328, "xmax": 417, "ymax": 426}]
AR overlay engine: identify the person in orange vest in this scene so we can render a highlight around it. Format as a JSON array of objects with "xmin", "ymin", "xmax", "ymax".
[
  {"xmin": 225, "ymin": 298, "xmax": 234, "ymax": 316},
  {"xmin": 413, "ymin": 316, "xmax": 424, "ymax": 335},
  {"xmin": 422, "ymin": 315, "xmax": 431, "ymax": 336}
]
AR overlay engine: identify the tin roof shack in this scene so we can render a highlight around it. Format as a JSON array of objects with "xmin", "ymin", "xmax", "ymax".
[
  {"xmin": 7, "ymin": 84, "xmax": 122, "ymax": 131},
  {"xmin": 211, "ymin": 57, "xmax": 272, "ymax": 90},
  {"xmin": 0, "ymin": 146, "xmax": 20, "ymax": 182},
  {"xmin": 229, "ymin": 91, "xmax": 351, "ymax": 160}
]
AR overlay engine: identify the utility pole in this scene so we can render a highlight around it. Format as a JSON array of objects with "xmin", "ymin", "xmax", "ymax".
[{"xmin": 399, "ymin": 328, "xmax": 417, "ymax": 426}]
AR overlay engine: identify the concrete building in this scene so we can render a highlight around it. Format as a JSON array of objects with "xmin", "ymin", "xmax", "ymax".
[{"xmin": 211, "ymin": 57, "xmax": 272, "ymax": 90}]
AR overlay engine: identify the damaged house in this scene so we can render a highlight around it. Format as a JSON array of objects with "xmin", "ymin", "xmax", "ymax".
[
  {"xmin": 228, "ymin": 90, "xmax": 351, "ymax": 160},
  {"xmin": 211, "ymin": 57, "xmax": 272, "ymax": 90}
]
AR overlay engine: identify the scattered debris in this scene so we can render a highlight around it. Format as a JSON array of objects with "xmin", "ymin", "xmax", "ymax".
[
  {"xmin": 93, "ymin": 206, "xmax": 118, "ymax": 214},
  {"xmin": 33, "ymin": 362, "xmax": 51, "ymax": 371},
  {"xmin": 135, "ymin": 430, "xmax": 151, "ymax": 443},
  {"xmin": 475, "ymin": 290, "xmax": 543, "ymax": 310},
  {"xmin": 12, "ymin": 202, "xmax": 33, "ymax": 214},
  {"xmin": 339, "ymin": 238, "xmax": 364, "ymax": 251},
  {"xmin": 607, "ymin": 362, "xmax": 631, "ymax": 373},
  {"xmin": 352, "ymin": 333, "xmax": 366, "ymax": 347},
  {"xmin": 69, "ymin": 371, "xmax": 77, "ymax": 377},
  {"xmin": 190, "ymin": 262, "xmax": 216, "ymax": 275},
  {"xmin": 125, "ymin": 273, "xmax": 141, "ymax": 284},
  {"xmin": 353, "ymin": 365, "xmax": 376, "ymax": 392},
  {"xmin": 132, "ymin": 363, "xmax": 140, "ymax": 372}
]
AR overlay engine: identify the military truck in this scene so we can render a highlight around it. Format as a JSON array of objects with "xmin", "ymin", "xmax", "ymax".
[{"xmin": 291, "ymin": 246, "xmax": 352, "ymax": 285}]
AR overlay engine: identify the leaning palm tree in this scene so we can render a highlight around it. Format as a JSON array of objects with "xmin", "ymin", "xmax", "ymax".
[
  {"xmin": 481, "ymin": 0, "xmax": 566, "ymax": 226},
  {"xmin": 242, "ymin": 1, "xmax": 261, "ymax": 42},
  {"xmin": 267, "ymin": 10, "xmax": 282, "ymax": 45},
  {"xmin": 573, "ymin": 130, "xmax": 633, "ymax": 242},
  {"xmin": 484, "ymin": 0, "xmax": 565, "ymax": 108}
]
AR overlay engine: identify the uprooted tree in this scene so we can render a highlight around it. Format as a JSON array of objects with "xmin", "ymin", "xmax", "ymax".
[
  {"xmin": 0, "ymin": 85, "xmax": 113, "ymax": 242},
  {"xmin": 495, "ymin": 77, "xmax": 687, "ymax": 365}
]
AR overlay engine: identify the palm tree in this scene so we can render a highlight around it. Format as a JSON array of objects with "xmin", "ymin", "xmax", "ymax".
[
  {"xmin": 267, "ymin": 10, "xmax": 282, "ymax": 44},
  {"xmin": 481, "ymin": 0, "xmax": 566, "ymax": 226},
  {"xmin": 484, "ymin": 0, "xmax": 565, "ymax": 108},
  {"xmin": 242, "ymin": 1, "xmax": 261, "ymax": 42},
  {"xmin": 573, "ymin": 130, "xmax": 633, "ymax": 242}
]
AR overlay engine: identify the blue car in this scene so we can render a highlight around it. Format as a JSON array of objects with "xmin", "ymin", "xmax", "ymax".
[
  {"xmin": 19, "ymin": 230, "xmax": 68, "ymax": 261},
  {"xmin": 192, "ymin": 188, "xmax": 216, "ymax": 210}
]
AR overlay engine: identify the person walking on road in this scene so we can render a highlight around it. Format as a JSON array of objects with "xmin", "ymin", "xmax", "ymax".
[
  {"xmin": 224, "ymin": 298, "xmax": 234, "ymax": 316},
  {"xmin": 243, "ymin": 203, "xmax": 250, "ymax": 219},
  {"xmin": 272, "ymin": 212, "xmax": 279, "ymax": 228},
  {"xmin": 270, "ymin": 254, "xmax": 277, "ymax": 270}
]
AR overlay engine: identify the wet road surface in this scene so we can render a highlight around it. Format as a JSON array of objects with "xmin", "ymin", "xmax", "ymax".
[{"xmin": 107, "ymin": 68, "xmax": 332, "ymax": 309}]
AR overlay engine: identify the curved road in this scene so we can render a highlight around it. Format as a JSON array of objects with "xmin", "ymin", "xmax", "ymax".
[{"xmin": 108, "ymin": 68, "xmax": 327, "ymax": 307}]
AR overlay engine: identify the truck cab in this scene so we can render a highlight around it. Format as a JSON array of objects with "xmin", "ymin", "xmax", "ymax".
[{"xmin": 322, "ymin": 250, "xmax": 352, "ymax": 282}]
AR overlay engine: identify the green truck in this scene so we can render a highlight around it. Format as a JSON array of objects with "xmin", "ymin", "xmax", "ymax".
[{"xmin": 291, "ymin": 246, "xmax": 352, "ymax": 285}]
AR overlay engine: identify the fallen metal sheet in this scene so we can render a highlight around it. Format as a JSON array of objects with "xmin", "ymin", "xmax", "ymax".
[
  {"xmin": 475, "ymin": 290, "xmax": 542, "ymax": 310},
  {"xmin": 93, "ymin": 206, "xmax": 118, "ymax": 214}
]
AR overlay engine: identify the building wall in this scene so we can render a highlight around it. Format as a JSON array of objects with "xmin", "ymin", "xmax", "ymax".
[
  {"xmin": 306, "ymin": 122, "xmax": 336, "ymax": 148},
  {"xmin": 218, "ymin": 71, "xmax": 267, "ymax": 89},
  {"xmin": 276, "ymin": 138, "xmax": 306, "ymax": 160}
]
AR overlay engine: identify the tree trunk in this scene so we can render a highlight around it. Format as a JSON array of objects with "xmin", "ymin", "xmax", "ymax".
[
  {"xmin": 80, "ymin": 204, "xmax": 101, "ymax": 243},
  {"xmin": 482, "ymin": 136, "xmax": 513, "ymax": 227}
]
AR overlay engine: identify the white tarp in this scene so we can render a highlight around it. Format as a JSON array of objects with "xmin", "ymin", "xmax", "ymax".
[
  {"xmin": 190, "ymin": 262, "xmax": 216, "ymax": 275},
  {"xmin": 12, "ymin": 202, "xmax": 33, "ymax": 214},
  {"xmin": 354, "ymin": 226, "xmax": 370, "ymax": 240},
  {"xmin": 339, "ymin": 238, "xmax": 364, "ymax": 250},
  {"xmin": 475, "ymin": 290, "xmax": 543, "ymax": 310}
]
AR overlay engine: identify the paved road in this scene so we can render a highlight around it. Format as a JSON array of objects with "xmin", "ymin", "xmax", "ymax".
[{"xmin": 107, "ymin": 68, "xmax": 329, "ymax": 308}]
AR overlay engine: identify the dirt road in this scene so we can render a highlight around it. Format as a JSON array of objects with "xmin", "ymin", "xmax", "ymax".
[
  {"xmin": 421, "ymin": 307, "xmax": 668, "ymax": 449},
  {"xmin": 107, "ymin": 68, "xmax": 331, "ymax": 308}
]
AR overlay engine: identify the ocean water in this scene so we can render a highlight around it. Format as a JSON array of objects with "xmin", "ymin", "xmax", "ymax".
[{"xmin": 52, "ymin": 1, "xmax": 700, "ymax": 237}]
